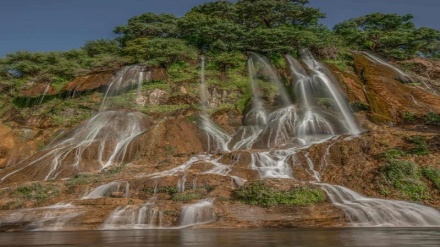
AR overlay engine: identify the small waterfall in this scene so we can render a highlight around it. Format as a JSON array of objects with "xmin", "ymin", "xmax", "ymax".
[
  {"xmin": 248, "ymin": 53, "xmax": 292, "ymax": 106},
  {"xmin": 82, "ymin": 181, "xmax": 130, "ymax": 199},
  {"xmin": 148, "ymin": 155, "xmax": 234, "ymax": 179},
  {"xmin": 37, "ymin": 82, "xmax": 51, "ymax": 105},
  {"xmin": 198, "ymin": 57, "xmax": 232, "ymax": 152},
  {"xmin": 363, "ymin": 51, "xmax": 439, "ymax": 96},
  {"xmin": 100, "ymin": 65, "xmax": 148, "ymax": 111},
  {"xmin": 299, "ymin": 50, "xmax": 360, "ymax": 135},
  {"xmin": 0, "ymin": 111, "xmax": 149, "ymax": 182},
  {"xmin": 250, "ymin": 151, "xmax": 293, "ymax": 178},
  {"xmin": 363, "ymin": 52, "xmax": 414, "ymax": 83},
  {"xmin": 102, "ymin": 203, "xmax": 162, "ymax": 229},
  {"xmin": 179, "ymin": 199, "xmax": 215, "ymax": 227},
  {"xmin": 247, "ymin": 59, "xmax": 268, "ymax": 126},
  {"xmin": 0, "ymin": 203, "xmax": 81, "ymax": 231},
  {"xmin": 321, "ymin": 183, "xmax": 440, "ymax": 227}
]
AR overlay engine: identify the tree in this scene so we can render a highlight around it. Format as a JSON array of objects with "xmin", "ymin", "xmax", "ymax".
[
  {"xmin": 179, "ymin": 12, "xmax": 245, "ymax": 52},
  {"xmin": 114, "ymin": 13, "xmax": 179, "ymax": 45},
  {"xmin": 122, "ymin": 38, "xmax": 198, "ymax": 68},
  {"xmin": 334, "ymin": 13, "xmax": 419, "ymax": 59},
  {"xmin": 235, "ymin": 0, "xmax": 325, "ymax": 29},
  {"xmin": 412, "ymin": 27, "xmax": 440, "ymax": 59},
  {"xmin": 82, "ymin": 39, "xmax": 120, "ymax": 57}
]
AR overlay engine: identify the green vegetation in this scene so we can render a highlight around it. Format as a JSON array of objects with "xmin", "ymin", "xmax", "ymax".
[
  {"xmin": 378, "ymin": 149, "xmax": 408, "ymax": 160},
  {"xmin": 334, "ymin": 13, "xmax": 440, "ymax": 59},
  {"xmin": 13, "ymin": 183, "xmax": 60, "ymax": 205},
  {"xmin": 0, "ymin": 1, "xmax": 437, "ymax": 114},
  {"xmin": 65, "ymin": 174, "xmax": 93, "ymax": 194},
  {"xmin": 171, "ymin": 192, "xmax": 203, "ymax": 202},
  {"xmin": 406, "ymin": 135, "xmax": 430, "ymax": 155},
  {"xmin": 235, "ymin": 181, "xmax": 325, "ymax": 206},
  {"xmin": 425, "ymin": 112, "xmax": 440, "ymax": 126},
  {"xmin": 422, "ymin": 166, "xmax": 440, "ymax": 190},
  {"xmin": 379, "ymin": 159, "xmax": 429, "ymax": 200}
]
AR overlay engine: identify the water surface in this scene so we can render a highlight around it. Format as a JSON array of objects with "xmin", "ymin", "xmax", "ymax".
[{"xmin": 1, "ymin": 228, "xmax": 439, "ymax": 247}]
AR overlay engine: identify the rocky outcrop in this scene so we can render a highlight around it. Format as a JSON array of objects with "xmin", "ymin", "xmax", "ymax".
[{"xmin": 62, "ymin": 70, "xmax": 114, "ymax": 93}]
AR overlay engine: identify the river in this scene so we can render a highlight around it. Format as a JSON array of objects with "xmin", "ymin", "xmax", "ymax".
[{"xmin": 1, "ymin": 228, "xmax": 439, "ymax": 246}]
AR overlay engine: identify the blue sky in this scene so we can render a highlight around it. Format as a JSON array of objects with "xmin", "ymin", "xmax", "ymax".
[{"xmin": 0, "ymin": 0, "xmax": 439, "ymax": 57}]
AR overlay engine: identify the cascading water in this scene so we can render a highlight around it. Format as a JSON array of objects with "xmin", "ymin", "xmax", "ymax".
[
  {"xmin": 82, "ymin": 181, "xmax": 130, "ymax": 199},
  {"xmin": 248, "ymin": 53, "xmax": 292, "ymax": 106},
  {"xmin": 0, "ymin": 111, "xmax": 150, "ymax": 182},
  {"xmin": 0, "ymin": 203, "xmax": 82, "ymax": 231},
  {"xmin": 179, "ymin": 199, "xmax": 215, "ymax": 227},
  {"xmin": 300, "ymin": 50, "xmax": 360, "ymax": 135},
  {"xmin": 37, "ymin": 82, "xmax": 51, "ymax": 105},
  {"xmin": 362, "ymin": 51, "xmax": 439, "ymax": 96},
  {"xmin": 100, "ymin": 65, "xmax": 149, "ymax": 111},
  {"xmin": 321, "ymin": 183, "xmax": 440, "ymax": 227},
  {"xmin": 198, "ymin": 56, "xmax": 232, "ymax": 152},
  {"xmin": 0, "ymin": 65, "xmax": 153, "ymax": 183},
  {"xmin": 193, "ymin": 51, "xmax": 440, "ymax": 227},
  {"xmin": 102, "ymin": 203, "xmax": 162, "ymax": 229}
]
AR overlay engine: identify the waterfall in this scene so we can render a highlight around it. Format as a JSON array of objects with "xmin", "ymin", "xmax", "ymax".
[
  {"xmin": 100, "ymin": 65, "xmax": 148, "ymax": 111},
  {"xmin": 321, "ymin": 183, "xmax": 440, "ymax": 227},
  {"xmin": 37, "ymin": 82, "xmax": 51, "ymax": 105},
  {"xmin": 0, "ymin": 111, "xmax": 149, "ymax": 182},
  {"xmin": 248, "ymin": 52, "xmax": 292, "ymax": 106},
  {"xmin": 300, "ymin": 50, "xmax": 360, "ymax": 135},
  {"xmin": 363, "ymin": 51, "xmax": 439, "ymax": 96},
  {"xmin": 198, "ymin": 57, "xmax": 232, "ymax": 152},
  {"xmin": 179, "ymin": 199, "xmax": 215, "ymax": 227},
  {"xmin": 82, "ymin": 181, "xmax": 130, "ymax": 199},
  {"xmin": 0, "ymin": 203, "xmax": 81, "ymax": 231},
  {"xmin": 102, "ymin": 203, "xmax": 162, "ymax": 229}
]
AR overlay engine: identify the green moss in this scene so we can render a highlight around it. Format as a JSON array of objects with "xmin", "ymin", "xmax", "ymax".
[{"xmin": 235, "ymin": 181, "xmax": 325, "ymax": 207}]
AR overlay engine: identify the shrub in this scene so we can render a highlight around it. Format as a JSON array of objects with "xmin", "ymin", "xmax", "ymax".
[
  {"xmin": 406, "ymin": 135, "xmax": 429, "ymax": 155},
  {"xmin": 422, "ymin": 166, "xmax": 440, "ymax": 190},
  {"xmin": 65, "ymin": 174, "xmax": 91, "ymax": 194},
  {"xmin": 426, "ymin": 112, "xmax": 440, "ymax": 126},
  {"xmin": 235, "ymin": 181, "xmax": 325, "ymax": 207},
  {"xmin": 380, "ymin": 160, "xmax": 429, "ymax": 200},
  {"xmin": 172, "ymin": 192, "xmax": 203, "ymax": 202},
  {"xmin": 14, "ymin": 183, "xmax": 60, "ymax": 205},
  {"xmin": 378, "ymin": 149, "xmax": 408, "ymax": 160}
]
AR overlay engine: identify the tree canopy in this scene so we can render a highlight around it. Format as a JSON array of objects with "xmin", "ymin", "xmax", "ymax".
[
  {"xmin": 334, "ymin": 13, "xmax": 440, "ymax": 59},
  {"xmin": 1, "ymin": 0, "xmax": 439, "ymax": 85}
]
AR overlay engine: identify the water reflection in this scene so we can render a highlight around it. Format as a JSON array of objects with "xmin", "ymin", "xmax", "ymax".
[{"xmin": 0, "ymin": 228, "xmax": 439, "ymax": 247}]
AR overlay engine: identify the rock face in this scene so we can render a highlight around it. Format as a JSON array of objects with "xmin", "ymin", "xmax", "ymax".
[
  {"xmin": 62, "ymin": 70, "xmax": 115, "ymax": 93},
  {"xmin": 1, "ymin": 53, "xmax": 440, "ymax": 231},
  {"xmin": 336, "ymin": 54, "xmax": 440, "ymax": 123}
]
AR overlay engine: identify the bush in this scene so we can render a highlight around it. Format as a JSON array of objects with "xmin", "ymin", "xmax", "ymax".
[
  {"xmin": 65, "ymin": 174, "xmax": 91, "ymax": 194},
  {"xmin": 422, "ymin": 166, "xmax": 440, "ymax": 190},
  {"xmin": 14, "ymin": 183, "xmax": 60, "ymax": 205},
  {"xmin": 378, "ymin": 149, "xmax": 408, "ymax": 160},
  {"xmin": 380, "ymin": 160, "xmax": 429, "ymax": 200},
  {"xmin": 172, "ymin": 192, "xmax": 203, "ymax": 202},
  {"xmin": 406, "ymin": 135, "xmax": 429, "ymax": 155},
  {"xmin": 426, "ymin": 112, "xmax": 440, "ymax": 126},
  {"xmin": 235, "ymin": 181, "xmax": 325, "ymax": 206}
]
